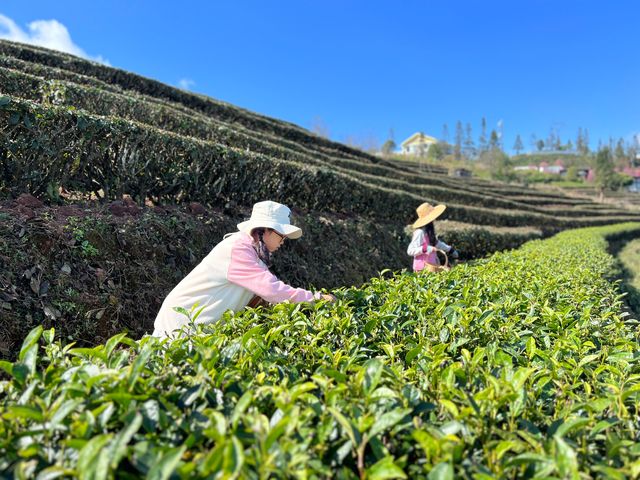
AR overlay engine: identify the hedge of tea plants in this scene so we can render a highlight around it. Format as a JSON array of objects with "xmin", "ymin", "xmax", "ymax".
[
  {"xmin": 4, "ymin": 39, "xmax": 640, "ymax": 231},
  {"xmin": 1, "ymin": 223, "xmax": 639, "ymax": 478},
  {"xmin": 0, "ymin": 40, "xmax": 371, "ymax": 161},
  {"xmin": 2, "ymin": 40, "xmax": 636, "ymax": 217},
  {"xmin": 2, "ymin": 64, "xmax": 636, "ymax": 222},
  {"xmin": 3, "ymin": 65, "xmax": 633, "ymax": 222},
  {"xmin": 3, "ymin": 94, "xmax": 640, "ymax": 230},
  {"xmin": 0, "ymin": 64, "xmax": 408, "ymax": 185},
  {"xmin": 0, "ymin": 201, "xmax": 542, "ymax": 360}
]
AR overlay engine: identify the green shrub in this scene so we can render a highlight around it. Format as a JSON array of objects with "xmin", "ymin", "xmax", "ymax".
[
  {"xmin": 2, "ymin": 95, "xmax": 638, "ymax": 229},
  {"xmin": 0, "ymin": 206, "xmax": 543, "ymax": 359},
  {"xmin": 1, "ymin": 223, "xmax": 639, "ymax": 478}
]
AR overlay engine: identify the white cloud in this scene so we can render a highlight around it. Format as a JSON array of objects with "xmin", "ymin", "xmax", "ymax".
[
  {"xmin": 178, "ymin": 78, "xmax": 195, "ymax": 91},
  {"xmin": 0, "ymin": 13, "xmax": 109, "ymax": 64}
]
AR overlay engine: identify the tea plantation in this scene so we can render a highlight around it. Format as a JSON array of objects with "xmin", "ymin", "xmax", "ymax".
[
  {"xmin": 1, "ymin": 39, "xmax": 639, "ymax": 231},
  {"xmin": 2, "ymin": 39, "xmax": 640, "ymax": 478},
  {"xmin": 1, "ymin": 223, "xmax": 640, "ymax": 478},
  {"xmin": 2, "ymin": 39, "xmax": 640, "ymax": 355}
]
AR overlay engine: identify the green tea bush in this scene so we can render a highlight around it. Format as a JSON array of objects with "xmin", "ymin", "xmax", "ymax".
[
  {"xmin": 0, "ymin": 41, "xmax": 632, "ymax": 217},
  {"xmin": 1, "ymin": 223, "xmax": 639, "ymax": 478},
  {"xmin": 0, "ymin": 64, "xmax": 401, "ymax": 182},
  {"xmin": 0, "ymin": 205, "xmax": 542, "ymax": 360},
  {"xmin": 2, "ymin": 95, "xmax": 638, "ymax": 229},
  {"xmin": 437, "ymin": 221, "xmax": 543, "ymax": 259},
  {"xmin": 4, "ymin": 65, "xmax": 625, "ymax": 221},
  {"xmin": 0, "ymin": 40, "xmax": 372, "ymax": 162}
]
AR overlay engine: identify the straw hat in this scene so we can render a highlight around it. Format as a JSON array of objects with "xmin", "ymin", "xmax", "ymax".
[
  {"xmin": 412, "ymin": 202, "xmax": 446, "ymax": 229},
  {"xmin": 237, "ymin": 200, "xmax": 302, "ymax": 239}
]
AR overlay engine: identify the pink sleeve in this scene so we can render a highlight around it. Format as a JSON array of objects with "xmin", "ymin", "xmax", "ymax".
[{"xmin": 227, "ymin": 240, "xmax": 317, "ymax": 304}]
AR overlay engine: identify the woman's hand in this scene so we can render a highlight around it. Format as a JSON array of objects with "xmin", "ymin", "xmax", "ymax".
[{"xmin": 320, "ymin": 293, "xmax": 336, "ymax": 302}]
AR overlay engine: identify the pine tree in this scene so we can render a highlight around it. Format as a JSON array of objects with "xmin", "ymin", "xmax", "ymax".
[
  {"xmin": 464, "ymin": 123, "xmax": 475, "ymax": 159},
  {"xmin": 489, "ymin": 130, "xmax": 499, "ymax": 150},
  {"xmin": 584, "ymin": 129, "xmax": 590, "ymax": 153},
  {"xmin": 546, "ymin": 129, "xmax": 556, "ymax": 151},
  {"xmin": 441, "ymin": 124, "xmax": 450, "ymax": 144},
  {"xmin": 615, "ymin": 138, "xmax": 626, "ymax": 166},
  {"xmin": 632, "ymin": 135, "xmax": 640, "ymax": 167},
  {"xmin": 381, "ymin": 139, "xmax": 396, "ymax": 156},
  {"xmin": 576, "ymin": 128, "xmax": 584, "ymax": 153},
  {"xmin": 513, "ymin": 134, "xmax": 524, "ymax": 155},
  {"xmin": 479, "ymin": 117, "xmax": 488, "ymax": 154},
  {"xmin": 454, "ymin": 121, "xmax": 463, "ymax": 160}
]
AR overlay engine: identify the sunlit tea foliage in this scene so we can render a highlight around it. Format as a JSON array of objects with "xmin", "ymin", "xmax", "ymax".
[{"xmin": 2, "ymin": 223, "xmax": 640, "ymax": 478}]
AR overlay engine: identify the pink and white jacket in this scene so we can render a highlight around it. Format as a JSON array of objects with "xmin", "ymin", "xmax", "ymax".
[
  {"xmin": 153, "ymin": 232, "xmax": 319, "ymax": 338},
  {"xmin": 407, "ymin": 229, "xmax": 452, "ymax": 272}
]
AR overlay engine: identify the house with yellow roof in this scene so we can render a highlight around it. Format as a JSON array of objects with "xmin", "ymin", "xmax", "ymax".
[{"xmin": 400, "ymin": 132, "xmax": 438, "ymax": 156}]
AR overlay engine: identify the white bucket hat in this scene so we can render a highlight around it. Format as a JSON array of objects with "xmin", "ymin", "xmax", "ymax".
[{"xmin": 237, "ymin": 201, "xmax": 302, "ymax": 239}]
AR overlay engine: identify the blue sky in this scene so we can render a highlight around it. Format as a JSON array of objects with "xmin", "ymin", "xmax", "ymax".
[{"xmin": 1, "ymin": 1, "xmax": 638, "ymax": 153}]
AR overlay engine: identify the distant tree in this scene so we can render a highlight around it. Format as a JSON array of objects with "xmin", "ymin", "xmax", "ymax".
[
  {"xmin": 630, "ymin": 136, "xmax": 640, "ymax": 167},
  {"xmin": 343, "ymin": 135, "xmax": 358, "ymax": 149},
  {"xmin": 489, "ymin": 130, "xmax": 499, "ymax": 150},
  {"xmin": 479, "ymin": 117, "xmax": 488, "ymax": 154},
  {"xmin": 594, "ymin": 146, "xmax": 610, "ymax": 171},
  {"xmin": 554, "ymin": 134, "xmax": 562, "ymax": 150},
  {"xmin": 493, "ymin": 151, "xmax": 514, "ymax": 180},
  {"xmin": 576, "ymin": 128, "xmax": 585, "ymax": 153},
  {"xmin": 428, "ymin": 142, "xmax": 447, "ymax": 161},
  {"xmin": 566, "ymin": 140, "xmax": 573, "ymax": 151},
  {"xmin": 454, "ymin": 121, "xmax": 463, "ymax": 160},
  {"xmin": 363, "ymin": 135, "xmax": 380, "ymax": 153},
  {"xmin": 496, "ymin": 120, "xmax": 504, "ymax": 150},
  {"xmin": 634, "ymin": 135, "xmax": 640, "ymax": 166},
  {"xmin": 583, "ymin": 129, "xmax": 590, "ymax": 153},
  {"xmin": 536, "ymin": 139, "xmax": 545, "ymax": 152},
  {"xmin": 381, "ymin": 139, "xmax": 397, "ymax": 156},
  {"xmin": 441, "ymin": 124, "xmax": 450, "ymax": 144},
  {"xmin": 615, "ymin": 138, "xmax": 626, "ymax": 165},
  {"xmin": 530, "ymin": 134, "xmax": 538, "ymax": 151},
  {"xmin": 513, "ymin": 134, "xmax": 524, "ymax": 155},
  {"xmin": 594, "ymin": 147, "xmax": 632, "ymax": 199},
  {"xmin": 566, "ymin": 165, "xmax": 579, "ymax": 181},
  {"xmin": 481, "ymin": 149, "xmax": 513, "ymax": 181},
  {"xmin": 546, "ymin": 129, "xmax": 556, "ymax": 151},
  {"xmin": 463, "ymin": 123, "xmax": 476, "ymax": 159}
]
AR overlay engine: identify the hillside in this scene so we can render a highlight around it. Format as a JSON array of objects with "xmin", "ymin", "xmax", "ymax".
[{"xmin": 2, "ymin": 39, "xmax": 640, "ymax": 353}]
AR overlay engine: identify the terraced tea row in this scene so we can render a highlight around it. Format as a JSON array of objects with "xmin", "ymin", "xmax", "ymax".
[
  {"xmin": 0, "ymin": 41, "xmax": 373, "ymax": 164},
  {"xmin": 1, "ymin": 223, "xmax": 639, "ymax": 477},
  {"xmin": 3, "ymin": 95, "xmax": 638, "ymax": 229},
  {"xmin": 0, "ymin": 201, "xmax": 544, "ymax": 359},
  {"xmin": 0, "ymin": 41, "xmax": 624, "ymax": 217}
]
